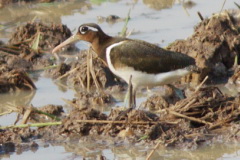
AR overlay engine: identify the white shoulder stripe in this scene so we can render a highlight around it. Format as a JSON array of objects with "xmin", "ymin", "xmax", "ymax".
[{"xmin": 106, "ymin": 41, "xmax": 125, "ymax": 75}]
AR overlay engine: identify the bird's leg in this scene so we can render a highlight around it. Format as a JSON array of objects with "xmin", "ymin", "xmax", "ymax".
[
  {"xmin": 123, "ymin": 75, "xmax": 136, "ymax": 108},
  {"xmin": 114, "ymin": 75, "xmax": 134, "ymax": 121},
  {"xmin": 123, "ymin": 88, "xmax": 130, "ymax": 106},
  {"xmin": 128, "ymin": 75, "xmax": 133, "ymax": 108},
  {"xmin": 132, "ymin": 88, "xmax": 136, "ymax": 108}
]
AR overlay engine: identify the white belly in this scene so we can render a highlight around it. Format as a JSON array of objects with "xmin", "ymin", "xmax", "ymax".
[{"xmin": 110, "ymin": 66, "xmax": 191, "ymax": 89}]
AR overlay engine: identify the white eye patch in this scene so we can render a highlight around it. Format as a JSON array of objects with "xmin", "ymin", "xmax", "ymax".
[
  {"xmin": 88, "ymin": 26, "xmax": 98, "ymax": 32},
  {"xmin": 79, "ymin": 26, "xmax": 98, "ymax": 34}
]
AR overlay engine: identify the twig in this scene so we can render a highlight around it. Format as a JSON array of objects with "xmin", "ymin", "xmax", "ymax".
[
  {"xmin": 21, "ymin": 107, "xmax": 33, "ymax": 124},
  {"xmin": 89, "ymin": 48, "xmax": 102, "ymax": 92},
  {"xmin": 0, "ymin": 110, "xmax": 14, "ymax": 116},
  {"xmin": 0, "ymin": 50, "xmax": 19, "ymax": 57},
  {"xmin": 87, "ymin": 47, "xmax": 91, "ymax": 92},
  {"xmin": 54, "ymin": 80, "xmax": 71, "ymax": 90},
  {"xmin": 197, "ymin": 11, "xmax": 204, "ymax": 21},
  {"xmin": 32, "ymin": 65, "xmax": 58, "ymax": 72},
  {"xmin": 220, "ymin": 0, "xmax": 226, "ymax": 13},
  {"xmin": 62, "ymin": 98, "xmax": 79, "ymax": 108},
  {"xmin": 181, "ymin": 1, "xmax": 190, "ymax": 17},
  {"xmin": 167, "ymin": 109, "xmax": 212, "ymax": 125},
  {"xmin": 175, "ymin": 98, "xmax": 197, "ymax": 112},
  {"xmin": 0, "ymin": 47, "xmax": 20, "ymax": 55},
  {"xmin": 194, "ymin": 76, "xmax": 208, "ymax": 93},
  {"xmin": 120, "ymin": 8, "xmax": 131, "ymax": 37},
  {"xmin": 78, "ymin": 75, "xmax": 86, "ymax": 89},
  {"xmin": 56, "ymin": 66, "xmax": 80, "ymax": 81},
  {"xmin": 209, "ymin": 116, "xmax": 237, "ymax": 130},
  {"xmin": 33, "ymin": 109, "xmax": 61, "ymax": 121},
  {"xmin": 76, "ymin": 119, "xmax": 158, "ymax": 125},
  {"xmin": 0, "ymin": 119, "xmax": 176, "ymax": 129},
  {"xmin": 235, "ymin": 2, "xmax": 240, "ymax": 9},
  {"xmin": 0, "ymin": 122, "xmax": 62, "ymax": 129},
  {"xmin": 146, "ymin": 140, "xmax": 163, "ymax": 160}
]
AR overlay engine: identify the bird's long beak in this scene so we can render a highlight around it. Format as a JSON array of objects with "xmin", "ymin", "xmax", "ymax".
[{"xmin": 52, "ymin": 34, "xmax": 80, "ymax": 53}]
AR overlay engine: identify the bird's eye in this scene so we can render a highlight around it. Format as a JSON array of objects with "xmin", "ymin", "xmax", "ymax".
[{"xmin": 79, "ymin": 26, "xmax": 88, "ymax": 34}]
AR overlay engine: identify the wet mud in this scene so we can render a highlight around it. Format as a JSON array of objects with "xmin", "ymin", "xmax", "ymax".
[
  {"xmin": 45, "ymin": 50, "xmax": 117, "ymax": 90},
  {"xmin": 0, "ymin": 22, "xmax": 76, "ymax": 93},
  {"xmin": 168, "ymin": 10, "xmax": 240, "ymax": 83},
  {"xmin": 0, "ymin": 64, "xmax": 36, "ymax": 93},
  {"xmin": 1, "ymin": 9, "xmax": 240, "ymax": 158}
]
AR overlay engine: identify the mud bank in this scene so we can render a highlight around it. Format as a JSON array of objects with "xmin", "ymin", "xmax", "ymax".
[{"xmin": 1, "ymin": 9, "xmax": 240, "ymax": 158}]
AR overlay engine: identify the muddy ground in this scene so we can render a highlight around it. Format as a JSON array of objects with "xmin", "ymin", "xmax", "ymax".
[{"xmin": 1, "ymin": 8, "xmax": 240, "ymax": 158}]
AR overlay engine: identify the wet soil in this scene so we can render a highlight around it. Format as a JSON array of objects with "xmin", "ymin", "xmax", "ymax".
[
  {"xmin": 0, "ymin": 64, "xmax": 36, "ymax": 93},
  {"xmin": 168, "ymin": 10, "xmax": 240, "ymax": 83},
  {"xmin": 1, "ymin": 8, "xmax": 240, "ymax": 158},
  {"xmin": 45, "ymin": 50, "xmax": 119, "ymax": 90},
  {"xmin": 1, "ymin": 86, "xmax": 240, "ymax": 154},
  {"xmin": 0, "ymin": 21, "xmax": 77, "ymax": 93}
]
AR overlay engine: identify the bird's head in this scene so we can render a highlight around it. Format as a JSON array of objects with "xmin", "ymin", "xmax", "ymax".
[{"xmin": 52, "ymin": 23, "xmax": 105, "ymax": 53}]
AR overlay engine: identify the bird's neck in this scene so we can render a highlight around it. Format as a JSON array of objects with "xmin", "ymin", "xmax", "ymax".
[{"xmin": 91, "ymin": 34, "xmax": 114, "ymax": 63}]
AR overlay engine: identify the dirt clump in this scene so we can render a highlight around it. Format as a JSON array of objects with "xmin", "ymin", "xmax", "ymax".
[
  {"xmin": 0, "ymin": 64, "xmax": 36, "ymax": 93},
  {"xmin": 168, "ymin": 10, "xmax": 240, "ymax": 82},
  {"xmin": 59, "ymin": 107, "xmax": 108, "ymax": 136},
  {"xmin": 97, "ymin": 15, "xmax": 125, "ymax": 24},
  {"xmin": 28, "ymin": 105, "xmax": 64, "ymax": 123},
  {"xmin": 57, "ymin": 85, "xmax": 239, "ymax": 147},
  {"xmin": 0, "ymin": 22, "xmax": 76, "ymax": 93},
  {"xmin": 9, "ymin": 22, "xmax": 74, "ymax": 52},
  {"xmin": 140, "ymin": 85, "xmax": 182, "ymax": 111},
  {"xmin": 46, "ymin": 50, "xmax": 117, "ymax": 90},
  {"xmin": 1, "ymin": 86, "xmax": 240, "ymax": 155},
  {"xmin": 0, "ymin": 22, "xmax": 76, "ymax": 71},
  {"xmin": 0, "ymin": 128, "xmax": 40, "ymax": 154},
  {"xmin": 71, "ymin": 91, "xmax": 114, "ymax": 108}
]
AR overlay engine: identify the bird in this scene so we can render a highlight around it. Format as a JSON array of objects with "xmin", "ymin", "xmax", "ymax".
[{"xmin": 52, "ymin": 23, "xmax": 197, "ymax": 108}]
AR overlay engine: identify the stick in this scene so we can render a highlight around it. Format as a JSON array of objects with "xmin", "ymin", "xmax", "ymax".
[
  {"xmin": 56, "ymin": 66, "xmax": 80, "ymax": 81},
  {"xmin": 0, "ymin": 122, "xmax": 62, "ymax": 129},
  {"xmin": 146, "ymin": 140, "xmax": 163, "ymax": 160},
  {"xmin": 0, "ymin": 119, "xmax": 176, "ymax": 129},
  {"xmin": 21, "ymin": 107, "xmax": 32, "ymax": 124},
  {"xmin": 167, "ymin": 109, "xmax": 212, "ymax": 125},
  {"xmin": 33, "ymin": 109, "xmax": 61, "ymax": 121},
  {"xmin": 220, "ymin": 0, "xmax": 226, "ymax": 13},
  {"xmin": 197, "ymin": 11, "xmax": 204, "ymax": 21},
  {"xmin": 87, "ymin": 48, "xmax": 91, "ymax": 92},
  {"xmin": 235, "ymin": 2, "xmax": 240, "ymax": 9},
  {"xmin": 76, "ymin": 119, "xmax": 158, "ymax": 125},
  {"xmin": 62, "ymin": 98, "xmax": 79, "ymax": 108},
  {"xmin": 89, "ymin": 48, "xmax": 102, "ymax": 91},
  {"xmin": 194, "ymin": 76, "xmax": 208, "ymax": 93}
]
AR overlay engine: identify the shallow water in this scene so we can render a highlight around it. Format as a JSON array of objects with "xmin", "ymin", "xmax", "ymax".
[{"xmin": 0, "ymin": 0, "xmax": 239, "ymax": 159}]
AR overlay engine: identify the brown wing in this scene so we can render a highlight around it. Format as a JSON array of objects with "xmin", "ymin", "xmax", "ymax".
[{"xmin": 110, "ymin": 39, "xmax": 195, "ymax": 74}]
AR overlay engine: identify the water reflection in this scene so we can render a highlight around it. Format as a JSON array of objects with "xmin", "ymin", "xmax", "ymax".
[
  {"xmin": 0, "ymin": 90, "xmax": 35, "ymax": 114},
  {"xmin": 143, "ymin": 0, "xmax": 175, "ymax": 10},
  {"xmin": 0, "ymin": 77, "xmax": 75, "ymax": 116},
  {"xmin": 0, "ymin": 0, "xmax": 185, "ymax": 39},
  {"xmin": 51, "ymin": 140, "xmax": 240, "ymax": 160},
  {"xmin": 0, "ymin": 1, "xmax": 91, "ymax": 38}
]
